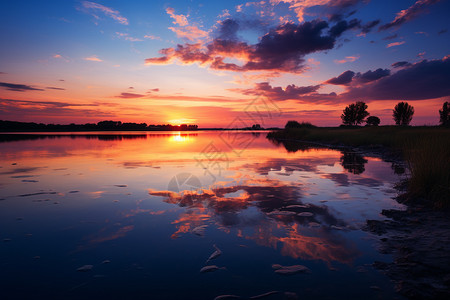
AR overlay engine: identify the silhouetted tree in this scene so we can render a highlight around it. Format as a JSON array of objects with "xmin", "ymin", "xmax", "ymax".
[
  {"xmin": 285, "ymin": 120, "xmax": 302, "ymax": 129},
  {"xmin": 439, "ymin": 101, "xmax": 450, "ymax": 126},
  {"xmin": 341, "ymin": 101, "xmax": 369, "ymax": 126},
  {"xmin": 366, "ymin": 116, "xmax": 380, "ymax": 126},
  {"xmin": 393, "ymin": 102, "xmax": 414, "ymax": 125}
]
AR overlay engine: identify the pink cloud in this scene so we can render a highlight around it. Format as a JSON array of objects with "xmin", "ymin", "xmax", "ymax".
[
  {"xmin": 166, "ymin": 7, "xmax": 188, "ymax": 26},
  {"xmin": 386, "ymin": 41, "xmax": 405, "ymax": 48}
]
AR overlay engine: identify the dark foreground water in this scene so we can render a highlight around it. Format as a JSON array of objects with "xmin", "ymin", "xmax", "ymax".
[{"xmin": 0, "ymin": 131, "xmax": 406, "ymax": 300}]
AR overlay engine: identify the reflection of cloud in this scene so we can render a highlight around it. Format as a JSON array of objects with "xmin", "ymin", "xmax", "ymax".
[
  {"xmin": 278, "ymin": 223, "xmax": 359, "ymax": 264},
  {"xmin": 149, "ymin": 178, "xmax": 357, "ymax": 264},
  {"xmin": 322, "ymin": 173, "xmax": 350, "ymax": 186},
  {"xmin": 89, "ymin": 225, "xmax": 134, "ymax": 244}
]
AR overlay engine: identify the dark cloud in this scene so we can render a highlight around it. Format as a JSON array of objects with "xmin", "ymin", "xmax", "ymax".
[
  {"xmin": 361, "ymin": 19, "xmax": 381, "ymax": 34},
  {"xmin": 326, "ymin": 68, "xmax": 390, "ymax": 86},
  {"xmin": 354, "ymin": 68, "xmax": 390, "ymax": 83},
  {"xmin": 0, "ymin": 82, "xmax": 44, "ymax": 92},
  {"xmin": 146, "ymin": 20, "xmax": 355, "ymax": 73},
  {"xmin": 438, "ymin": 29, "xmax": 448, "ymax": 34},
  {"xmin": 234, "ymin": 82, "xmax": 321, "ymax": 101},
  {"xmin": 59, "ymin": 79, "xmax": 65, "ymax": 82},
  {"xmin": 46, "ymin": 87, "xmax": 66, "ymax": 90},
  {"xmin": 382, "ymin": 34, "xmax": 398, "ymax": 40},
  {"xmin": 116, "ymin": 92, "xmax": 145, "ymax": 98},
  {"xmin": 340, "ymin": 57, "xmax": 450, "ymax": 100},
  {"xmin": 0, "ymin": 72, "xmax": 6, "ymax": 75},
  {"xmin": 0, "ymin": 98, "xmax": 113, "ymax": 119},
  {"xmin": 148, "ymin": 88, "xmax": 160, "ymax": 92},
  {"xmin": 329, "ymin": 19, "xmax": 361, "ymax": 37},
  {"xmin": 379, "ymin": 0, "xmax": 442, "ymax": 31},
  {"xmin": 326, "ymin": 70, "xmax": 355, "ymax": 85},
  {"xmin": 215, "ymin": 18, "xmax": 240, "ymax": 40},
  {"xmin": 391, "ymin": 61, "xmax": 412, "ymax": 68}
]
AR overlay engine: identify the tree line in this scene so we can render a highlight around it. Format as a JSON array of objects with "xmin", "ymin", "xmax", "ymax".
[
  {"xmin": 340, "ymin": 101, "xmax": 450, "ymax": 127},
  {"xmin": 0, "ymin": 120, "xmax": 199, "ymax": 132}
]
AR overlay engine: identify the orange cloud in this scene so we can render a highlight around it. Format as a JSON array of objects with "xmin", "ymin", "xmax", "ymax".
[
  {"xmin": 334, "ymin": 55, "xmax": 360, "ymax": 64},
  {"xmin": 84, "ymin": 55, "xmax": 103, "ymax": 62}
]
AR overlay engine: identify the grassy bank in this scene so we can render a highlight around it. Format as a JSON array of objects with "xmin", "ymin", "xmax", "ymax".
[{"xmin": 267, "ymin": 126, "xmax": 450, "ymax": 208}]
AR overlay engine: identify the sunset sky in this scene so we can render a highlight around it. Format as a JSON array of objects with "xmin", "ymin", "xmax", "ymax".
[{"xmin": 1, "ymin": 0, "xmax": 449, "ymax": 127}]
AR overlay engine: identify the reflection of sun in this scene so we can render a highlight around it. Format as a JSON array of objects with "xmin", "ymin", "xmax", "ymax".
[{"xmin": 170, "ymin": 133, "xmax": 190, "ymax": 142}]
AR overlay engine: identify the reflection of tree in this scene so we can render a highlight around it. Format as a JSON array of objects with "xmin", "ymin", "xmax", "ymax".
[
  {"xmin": 267, "ymin": 137, "xmax": 316, "ymax": 153},
  {"xmin": 340, "ymin": 151, "xmax": 368, "ymax": 175}
]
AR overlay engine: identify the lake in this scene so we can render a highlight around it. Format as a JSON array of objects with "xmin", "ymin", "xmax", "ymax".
[{"xmin": 0, "ymin": 131, "xmax": 406, "ymax": 300}]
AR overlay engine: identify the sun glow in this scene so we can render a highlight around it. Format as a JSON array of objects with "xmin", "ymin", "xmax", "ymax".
[{"xmin": 170, "ymin": 133, "xmax": 191, "ymax": 142}]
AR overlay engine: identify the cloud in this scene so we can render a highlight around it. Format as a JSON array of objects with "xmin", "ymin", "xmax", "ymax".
[
  {"xmin": 0, "ymin": 72, "xmax": 6, "ymax": 75},
  {"xmin": 325, "ymin": 70, "xmax": 355, "ymax": 85},
  {"xmin": 325, "ymin": 68, "xmax": 390, "ymax": 86},
  {"xmin": 391, "ymin": 61, "xmax": 412, "ymax": 68},
  {"xmin": 81, "ymin": 1, "xmax": 128, "ymax": 25},
  {"xmin": 334, "ymin": 55, "xmax": 359, "ymax": 64},
  {"xmin": 379, "ymin": 0, "xmax": 442, "ymax": 31},
  {"xmin": 166, "ymin": 7, "xmax": 188, "ymax": 26},
  {"xmin": 0, "ymin": 98, "xmax": 114, "ymax": 120},
  {"xmin": 354, "ymin": 68, "xmax": 390, "ymax": 83},
  {"xmin": 232, "ymin": 82, "xmax": 321, "ymax": 100},
  {"xmin": 340, "ymin": 56, "xmax": 450, "ymax": 101},
  {"xmin": 116, "ymin": 92, "xmax": 145, "ymax": 99},
  {"xmin": 168, "ymin": 26, "xmax": 208, "ymax": 41},
  {"xmin": 360, "ymin": 19, "xmax": 381, "ymax": 34},
  {"xmin": 382, "ymin": 34, "xmax": 398, "ymax": 40},
  {"xmin": 146, "ymin": 20, "xmax": 353, "ymax": 73},
  {"xmin": 270, "ymin": 0, "xmax": 363, "ymax": 23},
  {"xmin": 116, "ymin": 32, "xmax": 143, "ymax": 42},
  {"xmin": 144, "ymin": 35, "xmax": 161, "ymax": 40},
  {"xmin": 386, "ymin": 41, "xmax": 405, "ymax": 48},
  {"xmin": 84, "ymin": 55, "xmax": 103, "ymax": 62},
  {"xmin": 0, "ymin": 82, "xmax": 44, "ymax": 92},
  {"xmin": 164, "ymin": 7, "xmax": 208, "ymax": 41},
  {"xmin": 438, "ymin": 29, "xmax": 448, "ymax": 34},
  {"xmin": 46, "ymin": 87, "xmax": 66, "ymax": 91},
  {"xmin": 328, "ymin": 19, "xmax": 361, "ymax": 37}
]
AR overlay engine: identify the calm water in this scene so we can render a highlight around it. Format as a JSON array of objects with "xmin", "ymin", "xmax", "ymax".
[{"xmin": 0, "ymin": 131, "xmax": 406, "ymax": 300}]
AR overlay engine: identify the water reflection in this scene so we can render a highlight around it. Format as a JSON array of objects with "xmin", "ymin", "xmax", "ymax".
[
  {"xmin": 149, "ymin": 177, "xmax": 358, "ymax": 265},
  {"xmin": 340, "ymin": 151, "xmax": 368, "ymax": 175},
  {"xmin": 0, "ymin": 131, "xmax": 405, "ymax": 299}
]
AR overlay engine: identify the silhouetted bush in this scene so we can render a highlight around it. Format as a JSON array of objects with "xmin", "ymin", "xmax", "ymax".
[
  {"xmin": 439, "ymin": 101, "xmax": 450, "ymax": 127},
  {"xmin": 341, "ymin": 101, "xmax": 369, "ymax": 126},
  {"xmin": 285, "ymin": 121, "xmax": 315, "ymax": 129},
  {"xmin": 393, "ymin": 102, "xmax": 414, "ymax": 125},
  {"xmin": 366, "ymin": 116, "xmax": 380, "ymax": 126}
]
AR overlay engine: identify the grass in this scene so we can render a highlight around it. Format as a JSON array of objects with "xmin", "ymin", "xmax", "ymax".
[{"xmin": 267, "ymin": 126, "xmax": 450, "ymax": 208}]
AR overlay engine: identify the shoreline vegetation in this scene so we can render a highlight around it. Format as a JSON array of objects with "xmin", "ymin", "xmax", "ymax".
[
  {"xmin": 0, "ymin": 120, "xmax": 279, "ymax": 132},
  {"xmin": 267, "ymin": 123, "xmax": 450, "ymax": 299},
  {"xmin": 267, "ymin": 125, "xmax": 450, "ymax": 208}
]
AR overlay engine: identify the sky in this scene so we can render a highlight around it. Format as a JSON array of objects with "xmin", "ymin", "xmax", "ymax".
[{"xmin": 0, "ymin": 0, "xmax": 449, "ymax": 127}]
